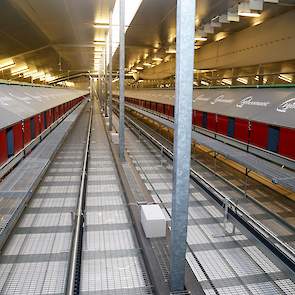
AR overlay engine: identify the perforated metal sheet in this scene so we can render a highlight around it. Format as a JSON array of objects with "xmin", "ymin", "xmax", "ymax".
[
  {"xmin": 113, "ymin": 114, "xmax": 295, "ymax": 295},
  {"xmin": 80, "ymin": 103, "xmax": 153, "ymax": 294},
  {"xmin": 0, "ymin": 103, "xmax": 90, "ymax": 294}
]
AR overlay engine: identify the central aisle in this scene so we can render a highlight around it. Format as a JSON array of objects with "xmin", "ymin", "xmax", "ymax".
[{"xmin": 80, "ymin": 101, "xmax": 153, "ymax": 295}]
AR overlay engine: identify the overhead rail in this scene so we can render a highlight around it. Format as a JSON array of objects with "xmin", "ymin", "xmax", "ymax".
[{"xmin": 113, "ymin": 106, "xmax": 295, "ymax": 272}]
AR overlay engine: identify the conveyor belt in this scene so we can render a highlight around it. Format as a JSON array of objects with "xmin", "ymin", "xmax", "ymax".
[
  {"xmin": 112, "ymin": 112, "xmax": 295, "ymax": 295},
  {"xmin": 80, "ymin": 102, "xmax": 153, "ymax": 294},
  {"xmin": 0, "ymin": 103, "xmax": 90, "ymax": 294}
]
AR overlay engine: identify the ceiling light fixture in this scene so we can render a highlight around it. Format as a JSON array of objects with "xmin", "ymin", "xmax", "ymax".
[
  {"xmin": 152, "ymin": 57, "xmax": 163, "ymax": 62},
  {"xmin": 195, "ymin": 37, "xmax": 208, "ymax": 41},
  {"xmin": 201, "ymin": 80, "xmax": 209, "ymax": 86},
  {"xmin": 94, "ymin": 23, "xmax": 109, "ymax": 29},
  {"xmin": 107, "ymin": 0, "xmax": 143, "ymax": 61},
  {"xmin": 136, "ymin": 66, "xmax": 144, "ymax": 70},
  {"xmin": 0, "ymin": 59, "xmax": 15, "ymax": 71},
  {"xmin": 222, "ymin": 78, "xmax": 232, "ymax": 85},
  {"xmin": 166, "ymin": 48, "xmax": 176, "ymax": 54},
  {"xmin": 238, "ymin": 11, "xmax": 261, "ymax": 17},
  {"xmin": 237, "ymin": 77, "xmax": 248, "ymax": 84},
  {"xmin": 93, "ymin": 40, "xmax": 106, "ymax": 45},
  {"xmin": 11, "ymin": 65, "xmax": 29, "ymax": 75},
  {"xmin": 23, "ymin": 70, "xmax": 38, "ymax": 78},
  {"xmin": 143, "ymin": 63, "xmax": 152, "ymax": 67},
  {"xmin": 279, "ymin": 74, "xmax": 293, "ymax": 83}
]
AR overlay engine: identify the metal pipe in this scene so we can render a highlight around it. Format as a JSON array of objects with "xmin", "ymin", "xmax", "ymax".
[
  {"xmin": 104, "ymin": 33, "xmax": 108, "ymax": 117},
  {"xmin": 119, "ymin": 0, "xmax": 125, "ymax": 160},
  {"xmin": 65, "ymin": 106, "xmax": 92, "ymax": 295},
  {"xmin": 108, "ymin": 3, "xmax": 113, "ymax": 131},
  {"xmin": 170, "ymin": 0, "xmax": 196, "ymax": 292}
]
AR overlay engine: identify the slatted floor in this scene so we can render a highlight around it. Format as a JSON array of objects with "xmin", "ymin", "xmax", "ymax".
[
  {"xmin": 112, "ymin": 114, "xmax": 295, "ymax": 295},
  {"xmin": 80, "ymin": 103, "xmax": 153, "ymax": 294},
  {"xmin": 0, "ymin": 105, "xmax": 89, "ymax": 294},
  {"xmin": 125, "ymin": 110, "xmax": 295, "ymax": 252}
]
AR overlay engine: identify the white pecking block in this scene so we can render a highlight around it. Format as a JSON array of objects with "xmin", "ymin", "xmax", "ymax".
[
  {"xmin": 141, "ymin": 204, "xmax": 166, "ymax": 238},
  {"xmin": 111, "ymin": 132, "xmax": 119, "ymax": 144}
]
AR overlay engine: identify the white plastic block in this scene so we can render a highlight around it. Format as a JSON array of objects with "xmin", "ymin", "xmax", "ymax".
[
  {"xmin": 111, "ymin": 132, "xmax": 119, "ymax": 144},
  {"xmin": 141, "ymin": 204, "xmax": 166, "ymax": 238}
]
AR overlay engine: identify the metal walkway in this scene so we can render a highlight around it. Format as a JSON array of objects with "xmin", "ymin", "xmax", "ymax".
[
  {"xmin": 0, "ymin": 103, "xmax": 90, "ymax": 294},
  {"xmin": 80, "ymin": 102, "xmax": 153, "ymax": 294},
  {"xmin": 123, "ymin": 107, "xmax": 295, "ymax": 253},
  {"xmin": 0, "ymin": 100, "xmax": 154, "ymax": 295},
  {"xmin": 112, "ymin": 113, "xmax": 295, "ymax": 295},
  {"xmin": 0, "ymin": 101, "xmax": 87, "ymax": 250}
]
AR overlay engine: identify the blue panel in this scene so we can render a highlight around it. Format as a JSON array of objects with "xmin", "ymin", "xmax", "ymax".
[
  {"xmin": 6, "ymin": 128, "xmax": 14, "ymax": 157},
  {"xmin": 202, "ymin": 112, "xmax": 207, "ymax": 128},
  {"xmin": 228, "ymin": 117, "xmax": 235, "ymax": 137},
  {"xmin": 30, "ymin": 117, "xmax": 35, "ymax": 140},
  {"xmin": 267, "ymin": 125, "xmax": 280, "ymax": 152},
  {"xmin": 43, "ymin": 112, "xmax": 47, "ymax": 129}
]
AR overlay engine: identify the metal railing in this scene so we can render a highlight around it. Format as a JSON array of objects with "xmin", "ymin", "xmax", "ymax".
[
  {"xmin": 65, "ymin": 106, "xmax": 92, "ymax": 295},
  {"xmin": 115, "ymin": 107, "xmax": 295, "ymax": 271}
]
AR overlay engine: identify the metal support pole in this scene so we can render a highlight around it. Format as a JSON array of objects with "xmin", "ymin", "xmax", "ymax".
[
  {"xmin": 170, "ymin": 0, "xmax": 196, "ymax": 292},
  {"xmin": 99, "ymin": 75, "xmax": 103, "ymax": 110},
  {"xmin": 119, "ymin": 0, "xmax": 125, "ymax": 161},
  {"xmin": 108, "ymin": 4, "xmax": 113, "ymax": 131},
  {"xmin": 89, "ymin": 77, "xmax": 93, "ymax": 100},
  {"xmin": 104, "ymin": 34, "xmax": 108, "ymax": 117}
]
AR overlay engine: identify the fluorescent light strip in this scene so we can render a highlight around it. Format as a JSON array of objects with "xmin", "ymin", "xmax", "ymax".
[
  {"xmin": 166, "ymin": 49, "xmax": 176, "ymax": 54},
  {"xmin": 23, "ymin": 70, "xmax": 38, "ymax": 78},
  {"xmin": 195, "ymin": 37, "xmax": 207, "ymax": 41},
  {"xmin": 0, "ymin": 61, "xmax": 15, "ymax": 71},
  {"xmin": 279, "ymin": 74, "xmax": 292, "ymax": 83},
  {"xmin": 94, "ymin": 40, "xmax": 106, "ymax": 45},
  {"xmin": 222, "ymin": 78, "xmax": 232, "ymax": 85},
  {"xmin": 238, "ymin": 11, "xmax": 261, "ymax": 17},
  {"xmin": 11, "ymin": 66, "xmax": 29, "ymax": 75},
  {"xmin": 107, "ymin": 0, "xmax": 143, "ymax": 64},
  {"xmin": 94, "ymin": 23, "xmax": 109, "ymax": 29},
  {"xmin": 237, "ymin": 77, "xmax": 248, "ymax": 84},
  {"xmin": 201, "ymin": 80, "xmax": 209, "ymax": 86}
]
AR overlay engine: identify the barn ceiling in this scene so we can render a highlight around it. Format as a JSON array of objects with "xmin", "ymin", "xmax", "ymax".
[{"xmin": 0, "ymin": 0, "xmax": 293, "ymax": 87}]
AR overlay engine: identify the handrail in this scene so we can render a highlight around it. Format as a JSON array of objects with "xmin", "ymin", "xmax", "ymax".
[
  {"xmin": 116, "ymin": 107, "xmax": 295, "ymax": 268},
  {"xmin": 65, "ymin": 105, "xmax": 92, "ymax": 295}
]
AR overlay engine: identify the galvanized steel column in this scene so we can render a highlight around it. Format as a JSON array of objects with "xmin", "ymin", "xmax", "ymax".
[
  {"xmin": 119, "ymin": 0, "xmax": 125, "ymax": 160},
  {"xmin": 108, "ymin": 4, "xmax": 113, "ymax": 131},
  {"xmin": 104, "ymin": 33, "xmax": 108, "ymax": 117},
  {"xmin": 170, "ymin": 0, "xmax": 196, "ymax": 292},
  {"xmin": 99, "ymin": 74, "xmax": 103, "ymax": 109}
]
